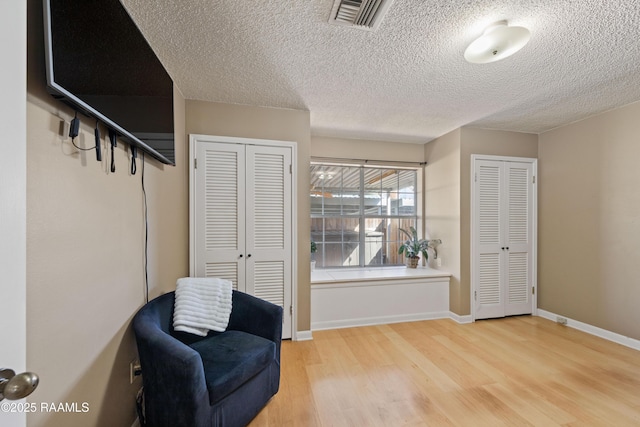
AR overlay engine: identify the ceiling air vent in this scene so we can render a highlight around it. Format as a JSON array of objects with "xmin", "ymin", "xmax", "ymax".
[{"xmin": 329, "ymin": 0, "xmax": 395, "ymax": 31}]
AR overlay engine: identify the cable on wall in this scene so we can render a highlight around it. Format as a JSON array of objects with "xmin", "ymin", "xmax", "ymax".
[
  {"xmin": 69, "ymin": 112, "xmax": 93, "ymax": 152},
  {"xmin": 141, "ymin": 152, "xmax": 149, "ymax": 303},
  {"xmin": 68, "ymin": 113, "xmax": 104, "ymax": 164}
]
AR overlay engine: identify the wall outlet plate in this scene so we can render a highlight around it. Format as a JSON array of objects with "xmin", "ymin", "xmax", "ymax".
[{"xmin": 129, "ymin": 360, "xmax": 141, "ymax": 384}]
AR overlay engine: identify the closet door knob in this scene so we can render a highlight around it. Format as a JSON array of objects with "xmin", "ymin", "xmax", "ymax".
[
  {"xmin": 239, "ymin": 254, "xmax": 243, "ymax": 258},
  {"xmin": 247, "ymin": 254, "xmax": 252, "ymax": 258}
]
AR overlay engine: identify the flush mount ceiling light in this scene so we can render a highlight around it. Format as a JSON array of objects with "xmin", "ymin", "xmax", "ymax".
[{"xmin": 464, "ymin": 20, "xmax": 530, "ymax": 64}]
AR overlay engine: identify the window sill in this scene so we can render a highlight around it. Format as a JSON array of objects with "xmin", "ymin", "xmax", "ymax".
[{"xmin": 311, "ymin": 266, "xmax": 450, "ymax": 285}]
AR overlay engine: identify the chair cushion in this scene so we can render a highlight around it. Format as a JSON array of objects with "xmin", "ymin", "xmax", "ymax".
[{"xmin": 189, "ymin": 330, "xmax": 276, "ymax": 405}]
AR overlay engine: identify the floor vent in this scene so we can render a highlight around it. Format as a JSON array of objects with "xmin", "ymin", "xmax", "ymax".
[{"xmin": 329, "ymin": 0, "xmax": 395, "ymax": 31}]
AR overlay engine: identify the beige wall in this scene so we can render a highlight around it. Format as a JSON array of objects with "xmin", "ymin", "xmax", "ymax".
[
  {"xmin": 26, "ymin": 0, "xmax": 189, "ymax": 424},
  {"xmin": 186, "ymin": 100, "xmax": 312, "ymax": 332},
  {"xmin": 311, "ymin": 136, "xmax": 425, "ymax": 161},
  {"xmin": 538, "ymin": 101, "xmax": 640, "ymax": 340},
  {"xmin": 424, "ymin": 129, "xmax": 462, "ymax": 312}
]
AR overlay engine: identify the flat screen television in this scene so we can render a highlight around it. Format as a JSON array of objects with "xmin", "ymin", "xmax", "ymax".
[{"xmin": 43, "ymin": 0, "xmax": 175, "ymax": 165}]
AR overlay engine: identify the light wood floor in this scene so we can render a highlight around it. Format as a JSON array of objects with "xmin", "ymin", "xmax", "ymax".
[{"xmin": 250, "ymin": 316, "xmax": 640, "ymax": 426}]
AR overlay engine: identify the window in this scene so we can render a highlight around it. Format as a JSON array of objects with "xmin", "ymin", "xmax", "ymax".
[{"xmin": 310, "ymin": 163, "xmax": 419, "ymax": 268}]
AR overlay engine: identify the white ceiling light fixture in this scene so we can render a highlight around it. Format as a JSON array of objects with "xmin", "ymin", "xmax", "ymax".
[{"xmin": 464, "ymin": 20, "xmax": 530, "ymax": 64}]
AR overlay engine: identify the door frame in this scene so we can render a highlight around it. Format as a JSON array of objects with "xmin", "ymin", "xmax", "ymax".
[
  {"xmin": 470, "ymin": 154, "xmax": 538, "ymax": 322},
  {"xmin": 1, "ymin": 1, "xmax": 27, "ymax": 426},
  {"xmin": 189, "ymin": 134, "xmax": 298, "ymax": 339}
]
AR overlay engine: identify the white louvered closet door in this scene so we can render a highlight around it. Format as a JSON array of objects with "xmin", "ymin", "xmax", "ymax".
[
  {"xmin": 192, "ymin": 137, "xmax": 293, "ymax": 339},
  {"xmin": 472, "ymin": 157, "xmax": 536, "ymax": 320},
  {"xmin": 474, "ymin": 160, "xmax": 505, "ymax": 319},
  {"xmin": 504, "ymin": 162, "xmax": 534, "ymax": 316},
  {"xmin": 245, "ymin": 145, "xmax": 292, "ymax": 337}
]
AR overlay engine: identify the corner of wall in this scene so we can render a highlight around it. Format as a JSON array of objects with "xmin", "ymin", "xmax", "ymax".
[{"xmin": 424, "ymin": 129, "xmax": 463, "ymax": 314}]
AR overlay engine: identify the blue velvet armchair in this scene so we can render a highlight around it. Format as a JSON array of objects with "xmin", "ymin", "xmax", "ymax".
[{"xmin": 132, "ymin": 290, "xmax": 283, "ymax": 427}]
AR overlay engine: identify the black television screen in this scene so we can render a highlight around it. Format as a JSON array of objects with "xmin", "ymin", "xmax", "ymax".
[{"xmin": 43, "ymin": 0, "xmax": 175, "ymax": 165}]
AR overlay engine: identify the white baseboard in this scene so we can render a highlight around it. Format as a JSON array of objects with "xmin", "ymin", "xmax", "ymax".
[
  {"xmin": 449, "ymin": 313, "xmax": 473, "ymax": 324},
  {"xmin": 298, "ymin": 310, "xmax": 640, "ymax": 353},
  {"xmin": 294, "ymin": 330, "xmax": 313, "ymax": 341},
  {"xmin": 537, "ymin": 309, "xmax": 640, "ymax": 352}
]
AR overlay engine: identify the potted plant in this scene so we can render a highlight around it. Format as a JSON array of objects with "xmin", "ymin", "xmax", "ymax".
[
  {"xmin": 310, "ymin": 241, "xmax": 317, "ymax": 271},
  {"xmin": 398, "ymin": 227, "xmax": 429, "ymax": 268}
]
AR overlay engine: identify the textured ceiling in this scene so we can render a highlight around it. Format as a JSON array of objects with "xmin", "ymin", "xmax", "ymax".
[{"xmin": 121, "ymin": 0, "xmax": 640, "ymax": 143}]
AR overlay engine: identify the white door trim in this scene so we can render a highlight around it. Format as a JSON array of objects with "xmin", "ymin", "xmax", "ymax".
[
  {"xmin": 1, "ymin": 1, "xmax": 26, "ymax": 426},
  {"xmin": 471, "ymin": 154, "xmax": 537, "ymax": 322}
]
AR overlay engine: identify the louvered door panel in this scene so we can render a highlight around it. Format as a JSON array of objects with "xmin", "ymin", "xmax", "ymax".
[
  {"xmin": 194, "ymin": 142, "xmax": 246, "ymax": 291},
  {"xmin": 478, "ymin": 164, "xmax": 501, "ymax": 246},
  {"xmin": 253, "ymin": 153, "xmax": 285, "ymax": 249},
  {"xmin": 252, "ymin": 261, "xmax": 285, "ymax": 307},
  {"xmin": 479, "ymin": 254, "xmax": 501, "ymax": 305},
  {"xmin": 505, "ymin": 162, "xmax": 534, "ymax": 315},
  {"xmin": 507, "ymin": 253, "xmax": 528, "ymax": 304},
  {"xmin": 205, "ymin": 263, "xmax": 239, "ymax": 291},
  {"xmin": 205, "ymin": 150, "xmax": 239, "ymax": 250},
  {"xmin": 246, "ymin": 145, "xmax": 292, "ymax": 337},
  {"xmin": 474, "ymin": 161, "xmax": 505, "ymax": 319},
  {"xmin": 507, "ymin": 166, "xmax": 529, "ymax": 245}
]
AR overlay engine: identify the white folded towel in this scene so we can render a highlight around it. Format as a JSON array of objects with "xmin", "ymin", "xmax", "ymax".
[{"xmin": 173, "ymin": 277, "xmax": 233, "ymax": 336}]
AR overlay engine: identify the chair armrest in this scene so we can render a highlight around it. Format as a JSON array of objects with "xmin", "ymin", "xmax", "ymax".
[
  {"xmin": 133, "ymin": 308, "xmax": 210, "ymax": 426},
  {"xmin": 135, "ymin": 317, "xmax": 204, "ymax": 378},
  {"xmin": 227, "ymin": 291, "xmax": 283, "ymax": 357}
]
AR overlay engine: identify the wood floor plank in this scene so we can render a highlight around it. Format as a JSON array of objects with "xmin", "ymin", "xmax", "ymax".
[
  {"xmin": 396, "ymin": 328, "xmax": 496, "ymax": 389},
  {"xmin": 250, "ymin": 316, "xmax": 640, "ymax": 426},
  {"xmin": 482, "ymin": 382, "xmax": 569, "ymax": 427}
]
